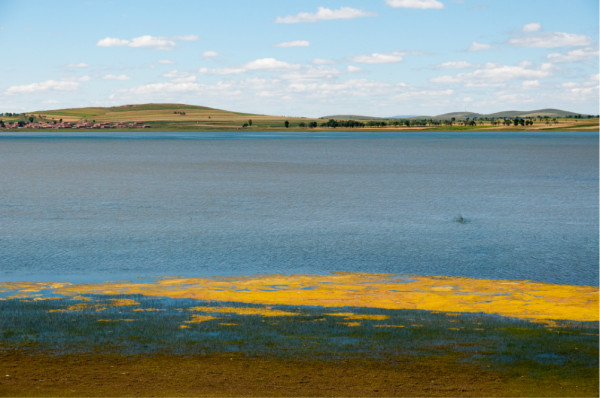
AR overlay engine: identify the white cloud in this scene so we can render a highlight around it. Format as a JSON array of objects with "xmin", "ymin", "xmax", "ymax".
[
  {"xmin": 172, "ymin": 75, "xmax": 197, "ymax": 83},
  {"xmin": 313, "ymin": 58, "xmax": 335, "ymax": 65},
  {"xmin": 522, "ymin": 22, "xmax": 541, "ymax": 32},
  {"xmin": 173, "ymin": 35, "xmax": 199, "ymax": 41},
  {"xmin": 495, "ymin": 92, "xmax": 535, "ymax": 104},
  {"xmin": 5, "ymin": 79, "xmax": 81, "ymax": 95},
  {"xmin": 522, "ymin": 80, "xmax": 540, "ymax": 88},
  {"xmin": 385, "ymin": 0, "xmax": 444, "ymax": 9},
  {"xmin": 103, "ymin": 74, "xmax": 131, "ymax": 81},
  {"xmin": 275, "ymin": 7, "xmax": 376, "ymax": 23},
  {"xmin": 162, "ymin": 69, "xmax": 197, "ymax": 83},
  {"xmin": 66, "ymin": 63, "xmax": 89, "ymax": 68},
  {"xmin": 347, "ymin": 65, "xmax": 361, "ymax": 72},
  {"xmin": 436, "ymin": 61, "xmax": 476, "ymax": 69},
  {"xmin": 547, "ymin": 47, "xmax": 599, "ymax": 63},
  {"xmin": 96, "ymin": 34, "xmax": 198, "ymax": 50},
  {"xmin": 129, "ymin": 35, "xmax": 176, "ymax": 50},
  {"xmin": 509, "ymin": 32, "xmax": 592, "ymax": 48},
  {"xmin": 97, "ymin": 37, "xmax": 130, "ymax": 47},
  {"xmin": 352, "ymin": 51, "xmax": 404, "ymax": 64},
  {"xmin": 198, "ymin": 67, "xmax": 246, "ymax": 75},
  {"xmin": 561, "ymin": 82, "xmax": 578, "ymax": 88},
  {"xmin": 429, "ymin": 75, "xmax": 461, "ymax": 83},
  {"xmin": 159, "ymin": 59, "xmax": 175, "ymax": 64},
  {"xmin": 244, "ymin": 58, "xmax": 298, "ymax": 70},
  {"xmin": 127, "ymin": 82, "xmax": 202, "ymax": 95},
  {"xmin": 199, "ymin": 58, "xmax": 299, "ymax": 75},
  {"xmin": 273, "ymin": 40, "xmax": 310, "ymax": 48},
  {"xmin": 280, "ymin": 66, "xmax": 342, "ymax": 82},
  {"xmin": 430, "ymin": 62, "xmax": 553, "ymax": 85},
  {"xmin": 468, "ymin": 41, "xmax": 491, "ymax": 51},
  {"xmin": 202, "ymin": 50, "xmax": 219, "ymax": 57},
  {"xmin": 392, "ymin": 89, "xmax": 453, "ymax": 101}
]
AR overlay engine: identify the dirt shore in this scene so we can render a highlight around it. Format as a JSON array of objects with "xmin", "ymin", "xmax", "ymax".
[{"xmin": 0, "ymin": 351, "xmax": 596, "ymax": 397}]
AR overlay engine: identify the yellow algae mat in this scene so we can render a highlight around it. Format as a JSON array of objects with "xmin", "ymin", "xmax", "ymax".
[{"xmin": 1, "ymin": 273, "xmax": 597, "ymax": 323}]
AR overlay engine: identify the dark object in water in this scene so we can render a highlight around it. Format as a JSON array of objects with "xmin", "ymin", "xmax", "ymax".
[{"xmin": 454, "ymin": 215, "xmax": 468, "ymax": 224}]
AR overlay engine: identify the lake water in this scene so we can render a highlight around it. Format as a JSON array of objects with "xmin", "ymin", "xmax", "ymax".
[{"xmin": 0, "ymin": 131, "xmax": 597, "ymax": 286}]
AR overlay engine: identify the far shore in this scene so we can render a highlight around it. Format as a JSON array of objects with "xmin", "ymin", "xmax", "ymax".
[{"xmin": 1, "ymin": 123, "xmax": 598, "ymax": 133}]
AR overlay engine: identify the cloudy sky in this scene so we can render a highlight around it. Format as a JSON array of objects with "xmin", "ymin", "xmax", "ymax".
[{"xmin": 1, "ymin": 0, "xmax": 598, "ymax": 117}]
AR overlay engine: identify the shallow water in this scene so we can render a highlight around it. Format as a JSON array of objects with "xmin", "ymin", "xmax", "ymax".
[{"xmin": 0, "ymin": 131, "xmax": 597, "ymax": 285}]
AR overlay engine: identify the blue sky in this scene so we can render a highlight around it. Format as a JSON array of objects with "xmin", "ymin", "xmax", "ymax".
[{"xmin": 1, "ymin": 0, "xmax": 598, "ymax": 116}]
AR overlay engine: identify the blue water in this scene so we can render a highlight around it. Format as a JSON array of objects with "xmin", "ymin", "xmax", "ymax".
[{"xmin": 0, "ymin": 131, "xmax": 597, "ymax": 285}]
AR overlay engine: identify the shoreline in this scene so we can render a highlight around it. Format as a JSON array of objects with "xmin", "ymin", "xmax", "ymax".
[
  {"xmin": 2, "ymin": 273, "xmax": 597, "ymax": 396},
  {"xmin": 1, "ymin": 351, "xmax": 596, "ymax": 397},
  {"xmin": 1, "ymin": 125, "xmax": 598, "ymax": 133}
]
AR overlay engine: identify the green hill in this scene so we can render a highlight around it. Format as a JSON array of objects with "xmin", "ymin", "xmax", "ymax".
[
  {"xmin": 5, "ymin": 103, "xmax": 595, "ymax": 131},
  {"xmin": 320, "ymin": 115, "xmax": 386, "ymax": 120},
  {"xmin": 486, "ymin": 109, "xmax": 582, "ymax": 118},
  {"xmin": 431, "ymin": 112, "xmax": 482, "ymax": 120}
]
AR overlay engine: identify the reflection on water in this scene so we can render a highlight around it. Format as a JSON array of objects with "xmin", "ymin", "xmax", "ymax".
[{"xmin": 0, "ymin": 131, "xmax": 597, "ymax": 285}]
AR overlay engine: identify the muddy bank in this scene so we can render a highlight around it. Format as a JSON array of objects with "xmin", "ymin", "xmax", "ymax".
[{"xmin": 1, "ymin": 351, "xmax": 596, "ymax": 397}]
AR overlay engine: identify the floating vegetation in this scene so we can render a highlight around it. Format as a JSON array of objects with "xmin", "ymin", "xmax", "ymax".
[
  {"xmin": 1, "ymin": 273, "xmax": 596, "ymax": 323},
  {"xmin": 0, "ymin": 294, "xmax": 597, "ymax": 374},
  {"xmin": 187, "ymin": 306, "xmax": 299, "ymax": 317}
]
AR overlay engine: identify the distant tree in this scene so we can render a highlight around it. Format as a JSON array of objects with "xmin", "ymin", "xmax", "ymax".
[
  {"xmin": 59, "ymin": 118, "xmax": 63, "ymax": 123},
  {"xmin": 404, "ymin": 120, "xmax": 410, "ymax": 127},
  {"xmin": 0, "ymin": 120, "xmax": 4, "ymax": 128},
  {"xmin": 248, "ymin": 119, "xmax": 252, "ymax": 126},
  {"xmin": 309, "ymin": 121, "xmax": 318, "ymax": 128},
  {"xmin": 284, "ymin": 120, "xmax": 290, "ymax": 128},
  {"xmin": 28, "ymin": 116, "xmax": 34, "ymax": 123},
  {"xmin": 299, "ymin": 122, "xmax": 306, "ymax": 128},
  {"xmin": 242, "ymin": 123, "xmax": 248, "ymax": 128},
  {"xmin": 326, "ymin": 119, "xmax": 338, "ymax": 128}
]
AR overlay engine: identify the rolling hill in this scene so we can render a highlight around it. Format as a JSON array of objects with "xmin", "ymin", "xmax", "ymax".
[
  {"xmin": 3, "ymin": 103, "xmax": 596, "ymax": 131},
  {"xmin": 325, "ymin": 109, "xmax": 591, "ymax": 120}
]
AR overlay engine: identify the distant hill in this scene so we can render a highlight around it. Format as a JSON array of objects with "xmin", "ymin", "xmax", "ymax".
[
  {"xmin": 431, "ymin": 108, "xmax": 587, "ymax": 120},
  {"xmin": 322, "ymin": 108, "xmax": 589, "ymax": 121},
  {"xmin": 486, "ymin": 109, "xmax": 582, "ymax": 118},
  {"xmin": 320, "ymin": 115, "xmax": 386, "ymax": 120},
  {"xmin": 32, "ymin": 103, "xmax": 247, "ymax": 122},
  {"xmin": 14, "ymin": 104, "xmax": 594, "ymax": 130},
  {"xmin": 432, "ymin": 112, "xmax": 482, "ymax": 120},
  {"xmin": 389, "ymin": 115, "xmax": 420, "ymax": 119}
]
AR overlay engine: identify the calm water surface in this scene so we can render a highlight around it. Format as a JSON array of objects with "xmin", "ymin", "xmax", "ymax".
[{"xmin": 0, "ymin": 131, "xmax": 597, "ymax": 285}]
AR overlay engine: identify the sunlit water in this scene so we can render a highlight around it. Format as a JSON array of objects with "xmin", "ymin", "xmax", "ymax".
[{"xmin": 0, "ymin": 131, "xmax": 597, "ymax": 285}]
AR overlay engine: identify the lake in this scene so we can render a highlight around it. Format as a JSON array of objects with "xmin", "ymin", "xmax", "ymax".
[{"xmin": 0, "ymin": 131, "xmax": 597, "ymax": 285}]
